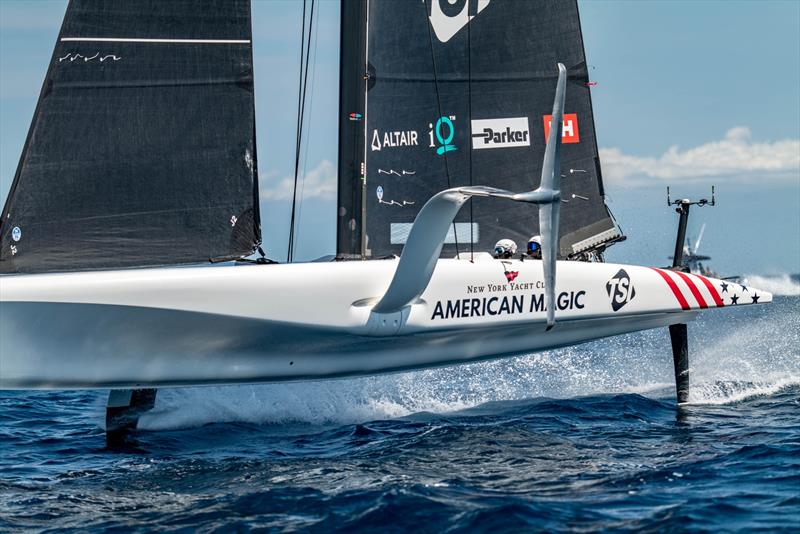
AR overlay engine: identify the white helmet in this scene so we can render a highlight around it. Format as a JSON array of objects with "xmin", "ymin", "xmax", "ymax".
[
  {"xmin": 493, "ymin": 238, "xmax": 517, "ymax": 258},
  {"xmin": 527, "ymin": 235, "xmax": 542, "ymax": 256}
]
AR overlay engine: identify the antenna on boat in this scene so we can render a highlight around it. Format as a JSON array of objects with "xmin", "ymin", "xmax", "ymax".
[
  {"xmin": 665, "ymin": 185, "xmax": 716, "ymax": 404},
  {"xmin": 667, "ymin": 186, "xmax": 716, "ymax": 269}
]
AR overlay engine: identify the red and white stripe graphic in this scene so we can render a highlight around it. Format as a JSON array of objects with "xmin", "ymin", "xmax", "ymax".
[
  {"xmin": 651, "ymin": 268, "xmax": 724, "ymax": 310},
  {"xmin": 690, "ymin": 273, "xmax": 725, "ymax": 307}
]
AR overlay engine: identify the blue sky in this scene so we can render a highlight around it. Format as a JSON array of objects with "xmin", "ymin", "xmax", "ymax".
[{"xmin": 1, "ymin": 0, "xmax": 798, "ymax": 274}]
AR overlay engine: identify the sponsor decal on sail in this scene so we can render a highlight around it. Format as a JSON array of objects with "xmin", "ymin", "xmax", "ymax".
[
  {"xmin": 376, "ymin": 186, "xmax": 415, "ymax": 207},
  {"xmin": 428, "ymin": 115, "xmax": 457, "ymax": 155},
  {"xmin": 371, "ymin": 129, "xmax": 419, "ymax": 151},
  {"xmin": 377, "ymin": 168, "xmax": 415, "ymax": 176},
  {"xmin": 471, "ymin": 117, "xmax": 530, "ymax": 149},
  {"xmin": 428, "ymin": 0, "xmax": 492, "ymax": 43},
  {"xmin": 58, "ymin": 52, "xmax": 122, "ymax": 63},
  {"xmin": 543, "ymin": 113, "xmax": 580, "ymax": 144}
]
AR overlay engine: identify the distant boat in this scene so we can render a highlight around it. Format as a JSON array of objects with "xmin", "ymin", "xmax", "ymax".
[
  {"xmin": 669, "ymin": 223, "xmax": 738, "ymax": 281},
  {"xmin": 670, "ymin": 223, "xmax": 717, "ymax": 276},
  {"xmin": 0, "ymin": 0, "xmax": 771, "ymax": 438}
]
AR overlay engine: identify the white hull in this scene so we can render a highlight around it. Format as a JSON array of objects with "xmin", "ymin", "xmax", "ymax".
[{"xmin": 0, "ymin": 257, "xmax": 770, "ymax": 389}]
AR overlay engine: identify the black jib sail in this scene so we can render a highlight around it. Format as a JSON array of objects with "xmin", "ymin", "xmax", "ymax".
[
  {"xmin": 337, "ymin": 0, "xmax": 622, "ymax": 259},
  {"xmin": 0, "ymin": 0, "xmax": 260, "ymax": 274}
]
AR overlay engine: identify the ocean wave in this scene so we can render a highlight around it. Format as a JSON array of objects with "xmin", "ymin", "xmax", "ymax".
[
  {"xmin": 686, "ymin": 378, "xmax": 800, "ymax": 405},
  {"xmin": 138, "ymin": 347, "xmax": 674, "ymax": 431},
  {"xmin": 742, "ymin": 273, "xmax": 800, "ymax": 296}
]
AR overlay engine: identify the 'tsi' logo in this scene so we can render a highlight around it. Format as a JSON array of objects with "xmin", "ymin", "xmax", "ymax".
[{"xmin": 606, "ymin": 269, "xmax": 636, "ymax": 312}]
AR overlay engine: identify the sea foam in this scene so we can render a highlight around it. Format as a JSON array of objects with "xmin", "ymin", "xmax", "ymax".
[
  {"xmin": 741, "ymin": 273, "xmax": 800, "ymax": 296},
  {"xmin": 139, "ymin": 293, "xmax": 799, "ymax": 431}
]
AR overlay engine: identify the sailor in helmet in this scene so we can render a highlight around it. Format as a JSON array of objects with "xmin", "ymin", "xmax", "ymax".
[
  {"xmin": 493, "ymin": 238, "xmax": 517, "ymax": 259},
  {"xmin": 526, "ymin": 235, "xmax": 542, "ymax": 260}
]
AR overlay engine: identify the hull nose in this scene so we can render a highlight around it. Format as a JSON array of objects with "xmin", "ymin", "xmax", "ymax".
[{"xmin": 706, "ymin": 276, "xmax": 772, "ymax": 307}]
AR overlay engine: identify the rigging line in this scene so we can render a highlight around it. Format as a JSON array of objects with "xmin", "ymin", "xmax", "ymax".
[
  {"xmin": 288, "ymin": 0, "xmax": 315, "ymax": 262},
  {"xmin": 292, "ymin": 0, "xmax": 319, "ymax": 256},
  {"xmin": 467, "ymin": 7, "xmax": 474, "ymax": 262},
  {"xmin": 423, "ymin": 2, "xmax": 459, "ymax": 258},
  {"xmin": 295, "ymin": 2, "xmax": 321, "ymax": 250},
  {"xmin": 287, "ymin": 0, "xmax": 307, "ymax": 262}
]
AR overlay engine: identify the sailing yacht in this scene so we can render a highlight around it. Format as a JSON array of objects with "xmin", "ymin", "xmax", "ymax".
[
  {"xmin": 669, "ymin": 223, "xmax": 731, "ymax": 280},
  {"xmin": 0, "ymin": 0, "xmax": 770, "ymax": 434}
]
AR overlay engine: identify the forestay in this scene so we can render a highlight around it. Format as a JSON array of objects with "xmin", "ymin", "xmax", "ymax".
[
  {"xmin": 0, "ymin": 0, "xmax": 260, "ymax": 274},
  {"xmin": 337, "ymin": 0, "xmax": 621, "ymax": 260}
]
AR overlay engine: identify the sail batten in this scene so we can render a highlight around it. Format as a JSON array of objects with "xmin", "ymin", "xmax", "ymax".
[
  {"xmin": 337, "ymin": 0, "xmax": 621, "ymax": 260},
  {"xmin": 0, "ymin": 0, "xmax": 260, "ymax": 274},
  {"xmin": 60, "ymin": 38, "xmax": 251, "ymax": 44}
]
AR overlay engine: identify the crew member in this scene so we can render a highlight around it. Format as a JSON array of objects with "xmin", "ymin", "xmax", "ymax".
[
  {"xmin": 526, "ymin": 235, "xmax": 542, "ymax": 259},
  {"xmin": 493, "ymin": 239, "xmax": 517, "ymax": 259}
]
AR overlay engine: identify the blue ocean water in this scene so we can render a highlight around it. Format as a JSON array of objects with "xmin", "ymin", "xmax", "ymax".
[{"xmin": 1, "ymin": 288, "xmax": 798, "ymax": 531}]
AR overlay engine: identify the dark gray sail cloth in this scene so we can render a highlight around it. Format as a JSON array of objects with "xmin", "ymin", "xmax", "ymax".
[
  {"xmin": 0, "ymin": 0, "xmax": 260, "ymax": 274},
  {"xmin": 337, "ymin": 0, "xmax": 621, "ymax": 259}
]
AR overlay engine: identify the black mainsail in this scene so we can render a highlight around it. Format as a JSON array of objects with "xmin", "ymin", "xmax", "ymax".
[
  {"xmin": 337, "ymin": 0, "xmax": 622, "ymax": 260},
  {"xmin": 0, "ymin": 0, "xmax": 260, "ymax": 274}
]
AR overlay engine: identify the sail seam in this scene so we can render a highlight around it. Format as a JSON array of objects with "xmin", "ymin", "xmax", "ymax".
[
  {"xmin": 50, "ymin": 80, "xmax": 251, "ymax": 90},
  {"xmin": 9, "ymin": 205, "xmax": 252, "ymax": 226},
  {"xmin": 60, "ymin": 37, "xmax": 250, "ymax": 44},
  {"xmin": 287, "ymin": 0, "xmax": 316, "ymax": 262}
]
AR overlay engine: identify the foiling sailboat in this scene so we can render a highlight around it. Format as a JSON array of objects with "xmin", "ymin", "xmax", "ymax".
[{"xmin": 0, "ymin": 0, "xmax": 770, "ymax": 438}]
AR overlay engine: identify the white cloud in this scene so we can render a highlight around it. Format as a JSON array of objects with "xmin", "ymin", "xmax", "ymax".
[
  {"xmin": 600, "ymin": 127, "xmax": 800, "ymax": 187},
  {"xmin": 260, "ymin": 159, "xmax": 337, "ymax": 201}
]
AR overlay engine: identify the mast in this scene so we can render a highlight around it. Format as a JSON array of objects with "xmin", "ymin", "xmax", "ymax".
[{"xmin": 336, "ymin": 0, "xmax": 369, "ymax": 258}]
